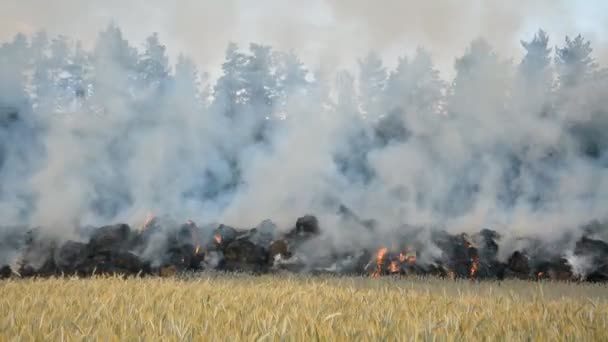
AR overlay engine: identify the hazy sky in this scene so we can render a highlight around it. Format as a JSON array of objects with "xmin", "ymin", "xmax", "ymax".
[{"xmin": 2, "ymin": 1, "xmax": 607, "ymax": 78}]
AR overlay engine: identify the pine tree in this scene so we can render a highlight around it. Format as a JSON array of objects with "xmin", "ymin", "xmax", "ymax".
[
  {"xmin": 171, "ymin": 55, "xmax": 203, "ymax": 112},
  {"xmin": 555, "ymin": 35, "xmax": 607, "ymax": 159},
  {"xmin": 449, "ymin": 38, "xmax": 512, "ymax": 119},
  {"xmin": 555, "ymin": 34, "xmax": 597, "ymax": 89},
  {"xmin": 358, "ymin": 52, "xmax": 387, "ymax": 119},
  {"xmin": 335, "ymin": 71, "xmax": 358, "ymax": 116},
  {"xmin": 273, "ymin": 50, "xmax": 310, "ymax": 110},
  {"xmin": 386, "ymin": 48, "xmax": 444, "ymax": 116},
  {"xmin": 213, "ymin": 42, "xmax": 247, "ymax": 119},
  {"xmin": 91, "ymin": 24, "xmax": 139, "ymax": 112},
  {"xmin": 0, "ymin": 33, "xmax": 30, "ymax": 107},
  {"xmin": 137, "ymin": 33, "xmax": 170, "ymax": 91},
  {"xmin": 518, "ymin": 29, "xmax": 553, "ymax": 117},
  {"xmin": 520, "ymin": 29, "xmax": 552, "ymax": 86},
  {"xmin": 334, "ymin": 70, "xmax": 374, "ymax": 184}
]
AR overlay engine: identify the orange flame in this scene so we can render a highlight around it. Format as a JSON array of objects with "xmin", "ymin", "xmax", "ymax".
[
  {"xmin": 372, "ymin": 247, "xmax": 388, "ymax": 278},
  {"xmin": 470, "ymin": 256, "xmax": 479, "ymax": 279},
  {"xmin": 537, "ymin": 271, "xmax": 544, "ymax": 279},
  {"xmin": 214, "ymin": 234, "xmax": 222, "ymax": 245}
]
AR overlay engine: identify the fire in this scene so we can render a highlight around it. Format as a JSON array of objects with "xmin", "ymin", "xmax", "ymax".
[
  {"xmin": 372, "ymin": 247, "xmax": 388, "ymax": 278},
  {"xmin": 470, "ymin": 256, "xmax": 480, "ymax": 279},
  {"xmin": 195, "ymin": 245, "xmax": 201, "ymax": 255},
  {"xmin": 408, "ymin": 255, "xmax": 416, "ymax": 264},
  {"xmin": 214, "ymin": 234, "xmax": 222, "ymax": 245},
  {"xmin": 537, "ymin": 271, "xmax": 544, "ymax": 279}
]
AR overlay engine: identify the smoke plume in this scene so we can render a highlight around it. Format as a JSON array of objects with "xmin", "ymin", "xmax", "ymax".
[{"xmin": 0, "ymin": 2, "xmax": 607, "ymax": 262}]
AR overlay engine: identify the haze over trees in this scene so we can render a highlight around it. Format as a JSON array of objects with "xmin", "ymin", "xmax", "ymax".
[{"xmin": 0, "ymin": 25, "xmax": 606, "ymax": 235}]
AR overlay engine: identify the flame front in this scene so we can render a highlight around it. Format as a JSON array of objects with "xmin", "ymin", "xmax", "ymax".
[
  {"xmin": 214, "ymin": 234, "xmax": 222, "ymax": 245},
  {"xmin": 195, "ymin": 245, "xmax": 201, "ymax": 255},
  {"xmin": 372, "ymin": 247, "xmax": 388, "ymax": 278},
  {"xmin": 470, "ymin": 256, "xmax": 479, "ymax": 279}
]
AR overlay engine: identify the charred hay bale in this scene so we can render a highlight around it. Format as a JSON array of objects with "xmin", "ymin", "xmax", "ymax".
[
  {"xmin": 575, "ymin": 236, "xmax": 608, "ymax": 258},
  {"xmin": 172, "ymin": 221, "xmax": 201, "ymax": 248},
  {"xmin": 248, "ymin": 220, "xmax": 278, "ymax": 248},
  {"xmin": 432, "ymin": 232, "xmax": 477, "ymax": 278},
  {"xmin": 535, "ymin": 258, "xmax": 573, "ymax": 281},
  {"xmin": 77, "ymin": 250, "xmax": 148, "ymax": 276},
  {"xmin": 474, "ymin": 229, "xmax": 500, "ymax": 259},
  {"xmin": 107, "ymin": 251, "xmax": 148, "ymax": 275},
  {"xmin": 88, "ymin": 224, "xmax": 133, "ymax": 253},
  {"xmin": 586, "ymin": 265, "xmax": 608, "ymax": 283},
  {"xmin": 268, "ymin": 239, "xmax": 291, "ymax": 262},
  {"xmin": 156, "ymin": 222, "xmax": 204, "ymax": 270},
  {"xmin": 295, "ymin": 215, "xmax": 320, "ymax": 235},
  {"xmin": 17, "ymin": 230, "xmax": 58, "ymax": 277},
  {"xmin": 506, "ymin": 251, "xmax": 530, "ymax": 279},
  {"xmin": 470, "ymin": 229, "xmax": 506, "ymax": 279},
  {"xmin": 164, "ymin": 244, "xmax": 200, "ymax": 270},
  {"xmin": 223, "ymin": 239, "xmax": 268, "ymax": 272},
  {"xmin": 55, "ymin": 241, "xmax": 88, "ymax": 273},
  {"xmin": 572, "ymin": 236, "xmax": 608, "ymax": 282},
  {"xmin": 191, "ymin": 252, "xmax": 205, "ymax": 269},
  {"xmin": 159, "ymin": 265, "xmax": 178, "ymax": 277},
  {"xmin": 0, "ymin": 265, "xmax": 11, "ymax": 279},
  {"xmin": 284, "ymin": 215, "xmax": 321, "ymax": 250},
  {"xmin": 213, "ymin": 224, "xmax": 238, "ymax": 248}
]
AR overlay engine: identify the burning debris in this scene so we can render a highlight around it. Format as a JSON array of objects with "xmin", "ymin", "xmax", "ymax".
[{"xmin": 1, "ymin": 212, "xmax": 608, "ymax": 282}]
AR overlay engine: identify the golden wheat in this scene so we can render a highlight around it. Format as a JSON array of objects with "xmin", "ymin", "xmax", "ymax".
[{"xmin": 1, "ymin": 274, "xmax": 607, "ymax": 341}]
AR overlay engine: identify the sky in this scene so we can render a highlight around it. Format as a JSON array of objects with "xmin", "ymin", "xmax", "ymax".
[{"xmin": 1, "ymin": 0, "xmax": 607, "ymax": 79}]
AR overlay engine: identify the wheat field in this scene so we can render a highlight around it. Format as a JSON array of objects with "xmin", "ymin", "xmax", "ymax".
[{"xmin": 1, "ymin": 274, "xmax": 607, "ymax": 341}]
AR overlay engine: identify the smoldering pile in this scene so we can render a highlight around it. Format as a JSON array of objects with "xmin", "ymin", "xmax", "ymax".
[{"xmin": 1, "ymin": 207, "xmax": 608, "ymax": 282}]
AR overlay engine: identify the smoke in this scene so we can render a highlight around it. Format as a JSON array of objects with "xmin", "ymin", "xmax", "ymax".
[
  {"xmin": 0, "ymin": 2, "xmax": 607, "ymax": 265},
  {"xmin": 2, "ymin": 1, "xmax": 607, "ymax": 77}
]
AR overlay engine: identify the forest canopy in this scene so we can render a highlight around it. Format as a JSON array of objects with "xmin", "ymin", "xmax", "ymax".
[{"xmin": 0, "ymin": 26, "xmax": 606, "ymax": 237}]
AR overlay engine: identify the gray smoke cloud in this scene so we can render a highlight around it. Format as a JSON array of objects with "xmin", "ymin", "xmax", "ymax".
[
  {"xmin": 0, "ymin": 1, "xmax": 607, "ymax": 261},
  {"xmin": 2, "ymin": 1, "xmax": 607, "ymax": 77}
]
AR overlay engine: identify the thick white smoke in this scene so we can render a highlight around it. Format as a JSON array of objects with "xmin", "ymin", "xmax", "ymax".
[{"xmin": 0, "ymin": 2, "xmax": 606, "ymax": 258}]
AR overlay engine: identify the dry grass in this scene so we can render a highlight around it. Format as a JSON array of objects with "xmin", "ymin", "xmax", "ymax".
[{"xmin": 1, "ymin": 274, "xmax": 608, "ymax": 341}]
